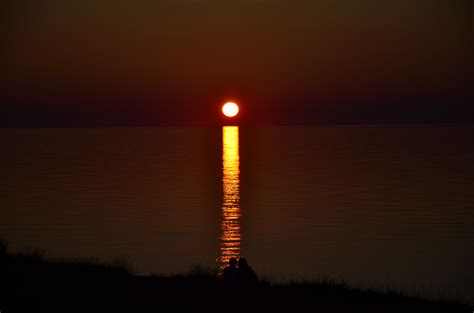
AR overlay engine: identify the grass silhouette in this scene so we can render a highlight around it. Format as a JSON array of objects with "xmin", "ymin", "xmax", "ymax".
[{"xmin": 0, "ymin": 240, "xmax": 470, "ymax": 313}]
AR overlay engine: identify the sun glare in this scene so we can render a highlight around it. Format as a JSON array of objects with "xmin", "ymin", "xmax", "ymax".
[{"xmin": 222, "ymin": 102, "xmax": 239, "ymax": 118}]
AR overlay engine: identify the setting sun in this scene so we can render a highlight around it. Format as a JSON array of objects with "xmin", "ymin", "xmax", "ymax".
[{"xmin": 222, "ymin": 102, "xmax": 239, "ymax": 118}]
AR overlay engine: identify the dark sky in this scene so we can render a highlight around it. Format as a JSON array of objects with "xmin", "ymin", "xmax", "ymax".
[{"xmin": 2, "ymin": 0, "xmax": 473, "ymax": 126}]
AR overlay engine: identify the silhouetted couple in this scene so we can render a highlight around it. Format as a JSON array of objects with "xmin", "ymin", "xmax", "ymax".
[{"xmin": 223, "ymin": 257, "xmax": 258, "ymax": 288}]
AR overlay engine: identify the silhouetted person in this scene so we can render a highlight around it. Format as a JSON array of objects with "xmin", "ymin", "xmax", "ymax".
[
  {"xmin": 237, "ymin": 257, "xmax": 258, "ymax": 288},
  {"xmin": 223, "ymin": 257, "xmax": 238, "ymax": 288}
]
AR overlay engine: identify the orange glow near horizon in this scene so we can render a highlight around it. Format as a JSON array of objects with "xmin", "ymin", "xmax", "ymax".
[{"xmin": 222, "ymin": 102, "xmax": 239, "ymax": 118}]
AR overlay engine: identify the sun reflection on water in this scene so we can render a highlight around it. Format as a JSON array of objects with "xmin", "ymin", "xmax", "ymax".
[{"xmin": 218, "ymin": 126, "xmax": 241, "ymax": 271}]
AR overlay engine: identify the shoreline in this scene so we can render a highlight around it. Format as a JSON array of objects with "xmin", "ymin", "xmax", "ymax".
[{"xmin": 1, "ymin": 242, "xmax": 470, "ymax": 313}]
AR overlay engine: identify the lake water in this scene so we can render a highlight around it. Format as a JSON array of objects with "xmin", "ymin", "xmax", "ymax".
[{"xmin": 2, "ymin": 125, "xmax": 474, "ymax": 303}]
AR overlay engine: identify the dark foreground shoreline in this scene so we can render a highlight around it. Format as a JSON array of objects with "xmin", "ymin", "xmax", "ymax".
[{"xmin": 1, "ymin": 243, "xmax": 470, "ymax": 313}]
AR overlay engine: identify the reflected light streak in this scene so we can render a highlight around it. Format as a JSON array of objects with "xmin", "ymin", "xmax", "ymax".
[{"xmin": 218, "ymin": 126, "xmax": 241, "ymax": 271}]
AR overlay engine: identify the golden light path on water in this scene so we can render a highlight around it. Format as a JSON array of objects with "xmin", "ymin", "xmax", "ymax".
[{"xmin": 218, "ymin": 126, "xmax": 241, "ymax": 271}]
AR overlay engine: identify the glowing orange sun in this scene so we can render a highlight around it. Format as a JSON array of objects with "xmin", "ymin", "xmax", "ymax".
[{"xmin": 222, "ymin": 102, "xmax": 239, "ymax": 118}]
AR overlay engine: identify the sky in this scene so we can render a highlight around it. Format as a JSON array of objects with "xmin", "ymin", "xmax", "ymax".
[{"xmin": 2, "ymin": 0, "xmax": 473, "ymax": 126}]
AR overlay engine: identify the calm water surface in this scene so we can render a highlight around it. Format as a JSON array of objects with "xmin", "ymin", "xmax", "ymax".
[{"xmin": 2, "ymin": 125, "xmax": 474, "ymax": 302}]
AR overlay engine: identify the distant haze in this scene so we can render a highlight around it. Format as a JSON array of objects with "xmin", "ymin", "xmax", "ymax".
[{"xmin": 2, "ymin": 0, "xmax": 473, "ymax": 126}]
